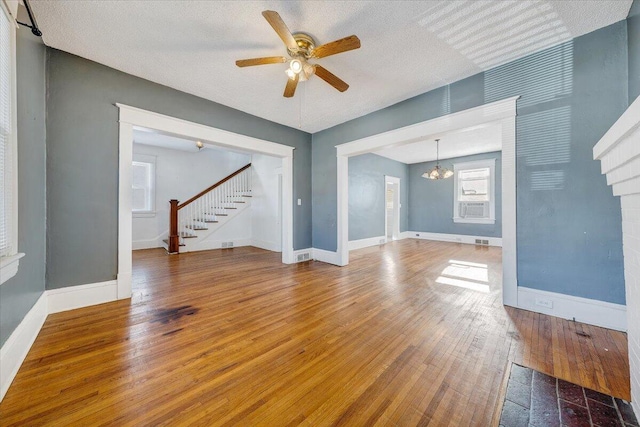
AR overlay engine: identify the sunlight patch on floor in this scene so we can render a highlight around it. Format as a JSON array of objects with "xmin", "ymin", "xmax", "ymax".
[{"xmin": 437, "ymin": 259, "xmax": 490, "ymax": 293}]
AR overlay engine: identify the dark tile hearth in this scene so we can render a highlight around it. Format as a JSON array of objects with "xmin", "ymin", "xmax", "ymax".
[{"xmin": 500, "ymin": 364, "xmax": 638, "ymax": 427}]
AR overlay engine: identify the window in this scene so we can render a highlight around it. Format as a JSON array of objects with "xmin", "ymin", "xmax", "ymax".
[
  {"xmin": 0, "ymin": 3, "xmax": 22, "ymax": 285},
  {"xmin": 132, "ymin": 154, "xmax": 156, "ymax": 216},
  {"xmin": 453, "ymin": 159, "xmax": 496, "ymax": 224}
]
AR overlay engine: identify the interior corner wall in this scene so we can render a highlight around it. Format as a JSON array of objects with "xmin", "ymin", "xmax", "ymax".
[
  {"xmin": 629, "ymin": 0, "xmax": 640, "ymax": 103},
  {"xmin": 348, "ymin": 153, "xmax": 408, "ymax": 241},
  {"xmin": 44, "ymin": 48, "xmax": 312, "ymax": 290},
  {"xmin": 251, "ymin": 154, "xmax": 283, "ymax": 252},
  {"xmin": 312, "ymin": 21, "xmax": 627, "ymax": 304},
  {"xmin": 131, "ymin": 144, "xmax": 251, "ymax": 249},
  {"xmin": 0, "ymin": 28, "xmax": 47, "ymax": 346},
  {"xmin": 408, "ymin": 152, "xmax": 502, "ymax": 238}
]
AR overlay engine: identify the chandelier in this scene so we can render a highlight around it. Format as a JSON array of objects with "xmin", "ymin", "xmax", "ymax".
[{"xmin": 422, "ymin": 139, "xmax": 453, "ymax": 180}]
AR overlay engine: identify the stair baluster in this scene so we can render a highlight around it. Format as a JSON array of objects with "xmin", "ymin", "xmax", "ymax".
[{"xmin": 168, "ymin": 163, "xmax": 252, "ymax": 254}]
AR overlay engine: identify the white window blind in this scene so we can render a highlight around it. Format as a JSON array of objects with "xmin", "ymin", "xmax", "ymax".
[{"xmin": 0, "ymin": 7, "xmax": 13, "ymax": 257}]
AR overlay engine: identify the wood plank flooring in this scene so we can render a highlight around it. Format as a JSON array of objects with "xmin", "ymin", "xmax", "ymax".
[{"xmin": 0, "ymin": 240, "xmax": 630, "ymax": 426}]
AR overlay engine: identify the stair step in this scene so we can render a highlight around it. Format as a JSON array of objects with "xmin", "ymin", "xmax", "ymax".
[
  {"xmin": 215, "ymin": 214, "xmax": 228, "ymax": 217},
  {"xmin": 186, "ymin": 226, "xmax": 208, "ymax": 231},
  {"xmin": 224, "ymin": 207, "xmax": 237, "ymax": 210},
  {"xmin": 203, "ymin": 220, "xmax": 219, "ymax": 223},
  {"xmin": 162, "ymin": 239, "xmax": 185, "ymax": 247},
  {"xmin": 179, "ymin": 232, "xmax": 197, "ymax": 238},
  {"xmin": 242, "ymin": 195, "xmax": 252, "ymax": 198}
]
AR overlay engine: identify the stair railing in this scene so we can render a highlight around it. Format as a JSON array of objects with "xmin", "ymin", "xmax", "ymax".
[{"xmin": 168, "ymin": 163, "xmax": 252, "ymax": 253}]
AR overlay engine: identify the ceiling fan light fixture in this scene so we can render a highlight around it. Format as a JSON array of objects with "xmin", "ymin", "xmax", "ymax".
[{"xmin": 289, "ymin": 58, "xmax": 303, "ymax": 74}]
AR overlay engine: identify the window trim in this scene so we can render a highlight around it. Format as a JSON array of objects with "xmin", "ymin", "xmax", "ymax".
[
  {"xmin": 132, "ymin": 153, "xmax": 156, "ymax": 217},
  {"xmin": 0, "ymin": 3, "xmax": 22, "ymax": 286},
  {"xmin": 452, "ymin": 159, "xmax": 496, "ymax": 225}
]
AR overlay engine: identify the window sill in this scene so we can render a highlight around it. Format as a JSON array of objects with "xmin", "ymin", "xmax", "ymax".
[
  {"xmin": 133, "ymin": 212, "xmax": 156, "ymax": 218},
  {"xmin": 0, "ymin": 252, "xmax": 25, "ymax": 286},
  {"xmin": 453, "ymin": 217, "xmax": 495, "ymax": 225}
]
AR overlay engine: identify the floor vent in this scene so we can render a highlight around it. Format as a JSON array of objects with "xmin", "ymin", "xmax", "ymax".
[
  {"xmin": 222, "ymin": 242, "xmax": 234, "ymax": 248},
  {"xmin": 475, "ymin": 239, "xmax": 489, "ymax": 246},
  {"xmin": 296, "ymin": 252, "xmax": 311, "ymax": 262}
]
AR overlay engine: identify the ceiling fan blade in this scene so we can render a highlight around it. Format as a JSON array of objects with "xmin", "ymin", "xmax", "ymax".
[
  {"xmin": 312, "ymin": 35, "xmax": 361, "ymax": 59},
  {"xmin": 235, "ymin": 56, "xmax": 287, "ymax": 67},
  {"xmin": 284, "ymin": 74, "xmax": 299, "ymax": 98},
  {"xmin": 314, "ymin": 65, "xmax": 349, "ymax": 92},
  {"xmin": 262, "ymin": 10, "xmax": 298, "ymax": 51}
]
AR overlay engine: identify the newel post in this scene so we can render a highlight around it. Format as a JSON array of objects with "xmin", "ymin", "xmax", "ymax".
[{"xmin": 168, "ymin": 199, "xmax": 180, "ymax": 254}]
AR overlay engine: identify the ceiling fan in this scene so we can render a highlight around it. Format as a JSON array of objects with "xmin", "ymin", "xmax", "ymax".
[{"xmin": 235, "ymin": 10, "xmax": 361, "ymax": 98}]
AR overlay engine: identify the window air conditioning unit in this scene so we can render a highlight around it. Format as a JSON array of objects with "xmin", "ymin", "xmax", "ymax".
[{"xmin": 460, "ymin": 202, "xmax": 489, "ymax": 219}]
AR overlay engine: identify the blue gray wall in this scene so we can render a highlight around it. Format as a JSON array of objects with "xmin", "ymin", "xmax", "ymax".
[
  {"xmin": 312, "ymin": 22, "xmax": 627, "ymax": 304},
  {"xmin": 45, "ymin": 49, "xmax": 312, "ymax": 290},
  {"xmin": 629, "ymin": 0, "xmax": 640, "ymax": 102},
  {"xmin": 0, "ymin": 28, "xmax": 47, "ymax": 346},
  {"xmin": 348, "ymin": 154, "xmax": 408, "ymax": 241},
  {"xmin": 409, "ymin": 152, "xmax": 502, "ymax": 238}
]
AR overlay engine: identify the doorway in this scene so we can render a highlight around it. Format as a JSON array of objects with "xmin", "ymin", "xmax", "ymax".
[
  {"xmin": 385, "ymin": 176, "xmax": 400, "ymax": 241},
  {"xmin": 117, "ymin": 104, "xmax": 295, "ymax": 300},
  {"xmin": 335, "ymin": 96, "xmax": 518, "ymax": 307}
]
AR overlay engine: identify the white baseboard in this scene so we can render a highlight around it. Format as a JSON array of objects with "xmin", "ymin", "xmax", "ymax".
[
  {"xmin": 1, "ymin": 292, "xmax": 48, "ymax": 401},
  {"xmin": 184, "ymin": 238, "xmax": 252, "ymax": 253},
  {"xmin": 517, "ymin": 286, "xmax": 627, "ymax": 331},
  {"xmin": 132, "ymin": 238, "xmax": 162, "ymax": 250},
  {"xmin": 251, "ymin": 238, "xmax": 282, "ymax": 253},
  {"xmin": 349, "ymin": 235, "xmax": 386, "ymax": 251},
  {"xmin": 312, "ymin": 248, "xmax": 341, "ymax": 266},
  {"xmin": 399, "ymin": 231, "xmax": 412, "ymax": 240},
  {"xmin": 48, "ymin": 280, "xmax": 119, "ymax": 314},
  {"xmin": 407, "ymin": 231, "xmax": 502, "ymax": 247}
]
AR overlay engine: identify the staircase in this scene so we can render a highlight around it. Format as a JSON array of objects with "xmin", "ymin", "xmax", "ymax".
[{"xmin": 163, "ymin": 163, "xmax": 252, "ymax": 254}]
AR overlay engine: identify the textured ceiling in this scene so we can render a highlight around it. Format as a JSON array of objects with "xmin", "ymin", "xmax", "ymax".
[
  {"xmin": 375, "ymin": 122, "xmax": 502, "ymax": 164},
  {"xmin": 31, "ymin": 1, "xmax": 632, "ymax": 133}
]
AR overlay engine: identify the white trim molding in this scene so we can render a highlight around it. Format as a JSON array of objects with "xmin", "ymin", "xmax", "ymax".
[
  {"xmin": 312, "ymin": 248, "xmax": 341, "ymax": 265},
  {"xmin": 593, "ymin": 95, "xmax": 640, "ymax": 418},
  {"xmin": 47, "ymin": 280, "xmax": 118, "ymax": 314},
  {"xmin": 408, "ymin": 232, "xmax": 502, "ymax": 247},
  {"xmin": 0, "ymin": 252, "xmax": 24, "ymax": 285},
  {"xmin": 336, "ymin": 96, "xmax": 519, "ymax": 306},
  {"xmin": 349, "ymin": 236, "xmax": 387, "ymax": 251},
  {"xmin": 0, "ymin": 292, "xmax": 47, "ymax": 401},
  {"xmin": 117, "ymin": 104, "xmax": 297, "ymax": 299},
  {"xmin": 517, "ymin": 287, "xmax": 627, "ymax": 332}
]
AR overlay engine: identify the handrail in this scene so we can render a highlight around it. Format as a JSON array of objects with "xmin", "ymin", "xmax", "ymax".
[
  {"xmin": 178, "ymin": 163, "xmax": 252, "ymax": 210},
  {"xmin": 168, "ymin": 163, "xmax": 252, "ymax": 254}
]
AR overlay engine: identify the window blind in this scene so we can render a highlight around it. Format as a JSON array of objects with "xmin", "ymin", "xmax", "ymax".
[{"xmin": 0, "ymin": 7, "xmax": 12, "ymax": 257}]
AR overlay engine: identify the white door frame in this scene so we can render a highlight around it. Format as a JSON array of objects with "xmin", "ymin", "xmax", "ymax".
[
  {"xmin": 117, "ymin": 104, "xmax": 295, "ymax": 300},
  {"xmin": 384, "ymin": 175, "xmax": 401, "ymax": 241},
  {"xmin": 336, "ymin": 96, "xmax": 519, "ymax": 307}
]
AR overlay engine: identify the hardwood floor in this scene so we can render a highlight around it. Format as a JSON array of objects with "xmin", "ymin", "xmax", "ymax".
[{"xmin": 0, "ymin": 240, "xmax": 630, "ymax": 426}]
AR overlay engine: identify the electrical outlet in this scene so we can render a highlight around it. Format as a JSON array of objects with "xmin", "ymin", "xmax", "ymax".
[
  {"xmin": 415, "ymin": 233, "xmax": 420, "ymax": 237},
  {"xmin": 535, "ymin": 297, "xmax": 553, "ymax": 309}
]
